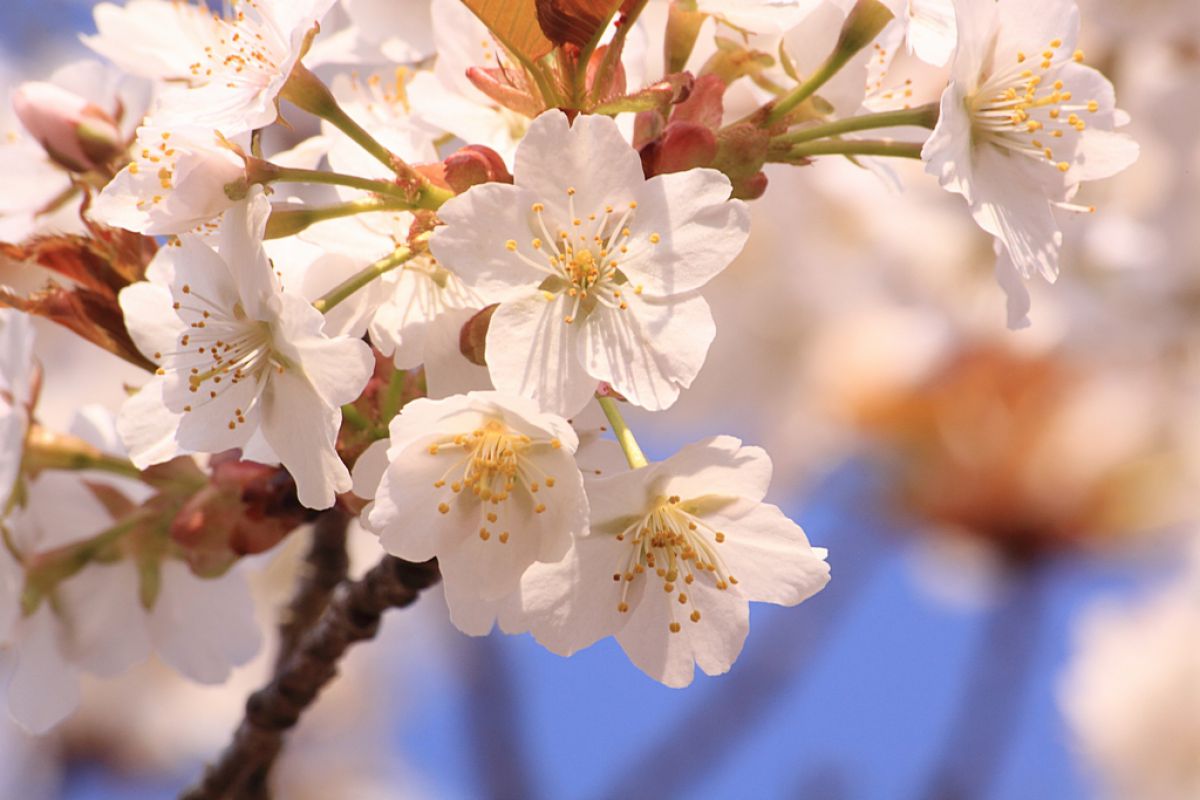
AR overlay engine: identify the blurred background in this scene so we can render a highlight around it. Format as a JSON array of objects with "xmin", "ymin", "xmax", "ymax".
[{"xmin": 2, "ymin": 1, "xmax": 1199, "ymax": 798}]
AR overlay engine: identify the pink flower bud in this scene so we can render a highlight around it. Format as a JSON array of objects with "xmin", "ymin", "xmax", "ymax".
[{"xmin": 11, "ymin": 82, "xmax": 123, "ymax": 173}]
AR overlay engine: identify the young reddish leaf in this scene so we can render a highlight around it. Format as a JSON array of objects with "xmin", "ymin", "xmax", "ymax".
[{"xmin": 460, "ymin": 0, "xmax": 554, "ymax": 62}]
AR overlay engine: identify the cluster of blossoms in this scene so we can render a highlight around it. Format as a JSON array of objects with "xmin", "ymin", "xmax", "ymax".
[{"xmin": 0, "ymin": 0, "xmax": 1135, "ymax": 778}]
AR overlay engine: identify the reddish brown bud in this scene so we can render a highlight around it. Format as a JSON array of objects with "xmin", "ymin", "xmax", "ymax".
[
  {"xmin": 443, "ymin": 145, "xmax": 514, "ymax": 193},
  {"xmin": 669, "ymin": 74, "xmax": 725, "ymax": 129},
  {"xmin": 640, "ymin": 121, "xmax": 717, "ymax": 177},
  {"xmin": 171, "ymin": 453, "xmax": 315, "ymax": 576},
  {"xmin": 460, "ymin": 304, "xmax": 498, "ymax": 367}
]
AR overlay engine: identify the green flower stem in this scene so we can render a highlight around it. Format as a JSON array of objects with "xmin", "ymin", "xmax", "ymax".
[
  {"xmin": 265, "ymin": 165, "xmax": 417, "ymax": 199},
  {"xmin": 264, "ymin": 197, "xmax": 418, "ymax": 240},
  {"xmin": 313, "ymin": 246, "xmax": 418, "ymax": 314},
  {"xmin": 24, "ymin": 429, "xmax": 142, "ymax": 480},
  {"xmin": 597, "ymin": 395, "xmax": 648, "ymax": 470},
  {"xmin": 281, "ymin": 64, "xmax": 403, "ymax": 175},
  {"xmin": 774, "ymin": 103, "xmax": 939, "ymax": 146},
  {"xmin": 776, "ymin": 139, "xmax": 925, "ymax": 161},
  {"xmin": 765, "ymin": 0, "xmax": 894, "ymax": 126}
]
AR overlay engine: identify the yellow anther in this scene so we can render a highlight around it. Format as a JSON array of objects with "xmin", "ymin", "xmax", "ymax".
[
  {"xmin": 690, "ymin": 610, "xmax": 701, "ymax": 623},
  {"xmin": 505, "ymin": 240, "xmax": 517, "ymax": 251},
  {"xmin": 669, "ymin": 622, "xmax": 681, "ymax": 633},
  {"xmin": 438, "ymin": 502, "xmax": 450, "ymax": 514}
]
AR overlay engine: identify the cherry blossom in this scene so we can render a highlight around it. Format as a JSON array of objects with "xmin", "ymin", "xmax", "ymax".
[
  {"xmin": 512, "ymin": 436, "xmax": 830, "ymax": 687},
  {"xmin": 431, "ymin": 110, "xmax": 751, "ymax": 416},
  {"xmin": 117, "ymin": 191, "xmax": 373, "ymax": 509},
  {"xmin": 359, "ymin": 391, "xmax": 588, "ymax": 633},
  {"xmin": 150, "ymin": 0, "xmax": 336, "ymax": 135},
  {"xmin": 921, "ymin": 0, "xmax": 1139, "ymax": 288}
]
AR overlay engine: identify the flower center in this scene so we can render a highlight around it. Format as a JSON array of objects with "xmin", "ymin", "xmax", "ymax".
[
  {"xmin": 188, "ymin": 4, "xmax": 286, "ymax": 89},
  {"xmin": 154, "ymin": 284, "xmax": 280, "ymax": 431},
  {"xmin": 427, "ymin": 419, "xmax": 562, "ymax": 544},
  {"xmin": 504, "ymin": 187, "xmax": 663, "ymax": 325},
  {"xmin": 967, "ymin": 38, "xmax": 1101, "ymax": 175},
  {"xmin": 610, "ymin": 495, "xmax": 737, "ymax": 633}
]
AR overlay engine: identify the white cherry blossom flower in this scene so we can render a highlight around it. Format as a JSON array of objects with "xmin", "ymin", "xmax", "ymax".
[
  {"xmin": 116, "ymin": 191, "xmax": 373, "ymax": 510},
  {"xmin": 90, "ymin": 124, "xmax": 247, "ymax": 236},
  {"xmin": 431, "ymin": 110, "xmax": 751, "ymax": 416},
  {"xmin": 151, "ymin": 0, "xmax": 336, "ymax": 135},
  {"xmin": 512, "ymin": 436, "xmax": 830, "ymax": 688},
  {"xmin": 921, "ymin": 0, "xmax": 1139, "ymax": 286},
  {"xmin": 0, "ymin": 472, "xmax": 260, "ymax": 734},
  {"xmin": 360, "ymin": 391, "xmax": 589, "ymax": 633}
]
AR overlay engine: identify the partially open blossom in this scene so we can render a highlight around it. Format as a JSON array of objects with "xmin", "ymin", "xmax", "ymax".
[
  {"xmin": 431, "ymin": 110, "xmax": 751, "ymax": 416},
  {"xmin": 116, "ymin": 191, "xmax": 374, "ymax": 510},
  {"xmin": 359, "ymin": 391, "xmax": 588, "ymax": 633},
  {"xmin": 921, "ymin": 0, "xmax": 1139, "ymax": 291},
  {"xmin": 512, "ymin": 436, "xmax": 830, "ymax": 687},
  {"xmin": 11, "ymin": 82, "xmax": 123, "ymax": 173}
]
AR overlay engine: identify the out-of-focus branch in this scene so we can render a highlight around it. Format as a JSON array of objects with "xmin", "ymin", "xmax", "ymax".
[
  {"xmin": 272, "ymin": 512, "xmax": 351, "ymax": 670},
  {"xmin": 180, "ymin": 554, "xmax": 441, "ymax": 800}
]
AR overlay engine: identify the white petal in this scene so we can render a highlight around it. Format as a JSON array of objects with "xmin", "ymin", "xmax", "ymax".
[
  {"xmin": 514, "ymin": 111, "xmax": 645, "ymax": 221},
  {"xmin": 118, "ymin": 280, "xmax": 185, "ymax": 361},
  {"xmin": 580, "ymin": 291, "xmax": 715, "ymax": 412},
  {"xmin": 148, "ymin": 561, "xmax": 261, "ymax": 683},
  {"xmin": 5, "ymin": 607, "xmax": 80, "ymax": 735},
  {"xmin": 56, "ymin": 561, "xmax": 150, "ymax": 677},
  {"xmin": 117, "ymin": 378, "xmax": 185, "ymax": 469},
  {"xmin": 703, "ymin": 501, "xmax": 831, "ymax": 607},
  {"xmin": 994, "ymin": 247, "xmax": 1032, "ymax": 330},
  {"xmin": 622, "ymin": 169, "xmax": 750, "ymax": 296},
  {"xmin": 656, "ymin": 436, "xmax": 774, "ymax": 506},
  {"xmin": 614, "ymin": 577, "xmax": 749, "ymax": 687},
  {"xmin": 429, "ymin": 182, "xmax": 542, "ymax": 301},
  {"xmin": 259, "ymin": 368, "xmax": 350, "ymax": 510},
  {"xmin": 351, "ymin": 438, "xmax": 390, "ymax": 501},
  {"xmin": 486, "ymin": 292, "xmax": 598, "ymax": 417}
]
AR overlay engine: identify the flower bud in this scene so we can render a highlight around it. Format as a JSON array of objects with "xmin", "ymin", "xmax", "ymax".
[
  {"xmin": 640, "ymin": 121, "xmax": 717, "ymax": 177},
  {"xmin": 835, "ymin": 0, "xmax": 894, "ymax": 60},
  {"xmin": 12, "ymin": 82, "xmax": 123, "ymax": 173},
  {"xmin": 171, "ymin": 453, "xmax": 314, "ymax": 576},
  {"xmin": 443, "ymin": 145, "xmax": 514, "ymax": 193}
]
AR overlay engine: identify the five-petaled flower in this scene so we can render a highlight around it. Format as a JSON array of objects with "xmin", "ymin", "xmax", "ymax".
[
  {"xmin": 513, "ymin": 436, "xmax": 831, "ymax": 688},
  {"xmin": 431, "ymin": 110, "xmax": 751, "ymax": 416},
  {"xmin": 358, "ymin": 391, "xmax": 589, "ymax": 635},
  {"xmin": 922, "ymin": 0, "xmax": 1138, "ymax": 311},
  {"xmin": 117, "ymin": 190, "xmax": 374, "ymax": 510}
]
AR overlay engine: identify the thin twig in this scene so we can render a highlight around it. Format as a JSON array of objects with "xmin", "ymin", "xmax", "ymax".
[{"xmin": 180, "ymin": 556, "xmax": 441, "ymax": 800}]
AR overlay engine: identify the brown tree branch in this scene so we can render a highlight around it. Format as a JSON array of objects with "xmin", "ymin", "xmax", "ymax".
[
  {"xmin": 180, "ymin": 555, "xmax": 441, "ymax": 800},
  {"xmin": 274, "ymin": 512, "xmax": 351, "ymax": 670}
]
